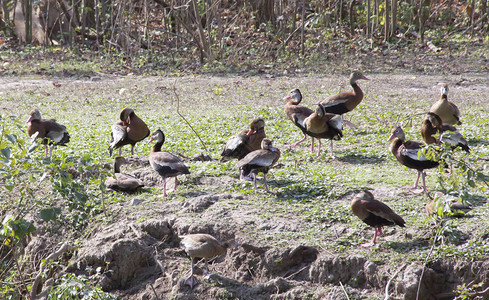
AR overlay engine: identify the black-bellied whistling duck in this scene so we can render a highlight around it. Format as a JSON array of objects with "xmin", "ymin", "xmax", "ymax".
[
  {"xmin": 351, "ymin": 191, "xmax": 405, "ymax": 247},
  {"xmin": 236, "ymin": 138, "xmax": 281, "ymax": 193},
  {"xmin": 148, "ymin": 129, "xmax": 190, "ymax": 197},
  {"xmin": 109, "ymin": 107, "xmax": 150, "ymax": 156},
  {"xmin": 283, "ymin": 89, "xmax": 316, "ymax": 150},
  {"xmin": 180, "ymin": 234, "xmax": 239, "ymax": 289},
  {"xmin": 421, "ymin": 112, "xmax": 469, "ymax": 152},
  {"xmin": 429, "ymin": 83, "xmax": 461, "ymax": 125},
  {"xmin": 26, "ymin": 109, "xmax": 70, "ymax": 157},
  {"xmin": 320, "ymin": 71, "xmax": 369, "ymax": 128},
  {"xmin": 221, "ymin": 118, "xmax": 266, "ymax": 161},
  {"xmin": 105, "ymin": 156, "xmax": 144, "ymax": 193},
  {"xmin": 389, "ymin": 126, "xmax": 439, "ymax": 194},
  {"xmin": 303, "ymin": 104, "xmax": 343, "ymax": 158}
]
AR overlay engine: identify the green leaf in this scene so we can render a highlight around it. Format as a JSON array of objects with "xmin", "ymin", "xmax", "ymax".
[
  {"xmin": 5, "ymin": 134, "xmax": 17, "ymax": 144},
  {"xmin": 39, "ymin": 208, "xmax": 61, "ymax": 222},
  {"xmin": 1, "ymin": 147, "xmax": 11, "ymax": 159}
]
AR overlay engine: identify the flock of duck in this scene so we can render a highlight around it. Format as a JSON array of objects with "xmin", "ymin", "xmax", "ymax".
[{"xmin": 25, "ymin": 73, "xmax": 470, "ymax": 287}]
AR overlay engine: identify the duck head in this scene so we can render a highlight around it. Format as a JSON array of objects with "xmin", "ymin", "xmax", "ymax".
[
  {"xmin": 283, "ymin": 89, "xmax": 302, "ymax": 104},
  {"xmin": 350, "ymin": 71, "xmax": 370, "ymax": 84},
  {"xmin": 148, "ymin": 129, "xmax": 165, "ymax": 144},
  {"xmin": 26, "ymin": 109, "xmax": 41, "ymax": 123},
  {"xmin": 247, "ymin": 118, "xmax": 265, "ymax": 136},
  {"xmin": 120, "ymin": 108, "xmax": 135, "ymax": 126},
  {"xmin": 388, "ymin": 126, "xmax": 406, "ymax": 142}
]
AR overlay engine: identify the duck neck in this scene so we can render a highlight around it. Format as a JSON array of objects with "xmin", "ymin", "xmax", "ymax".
[
  {"xmin": 351, "ymin": 81, "xmax": 363, "ymax": 99},
  {"xmin": 389, "ymin": 138, "xmax": 403, "ymax": 155},
  {"xmin": 441, "ymin": 94, "xmax": 448, "ymax": 101},
  {"xmin": 152, "ymin": 141, "xmax": 163, "ymax": 153},
  {"xmin": 114, "ymin": 161, "xmax": 121, "ymax": 173}
]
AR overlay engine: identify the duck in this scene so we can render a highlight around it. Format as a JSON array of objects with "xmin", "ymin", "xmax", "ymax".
[
  {"xmin": 425, "ymin": 192, "xmax": 472, "ymax": 217},
  {"xmin": 421, "ymin": 112, "xmax": 469, "ymax": 152},
  {"xmin": 303, "ymin": 104, "xmax": 343, "ymax": 158},
  {"xmin": 429, "ymin": 83, "xmax": 461, "ymax": 125},
  {"xmin": 236, "ymin": 138, "xmax": 281, "ymax": 193},
  {"xmin": 389, "ymin": 126, "xmax": 439, "ymax": 193},
  {"xmin": 283, "ymin": 89, "xmax": 316, "ymax": 150},
  {"xmin": 109, "ymin": 107, "xmax": 150, "ymax": 156},
  {"xmin": 180, "ymin": 233, "xmax": 239, "ymax": 289},
  {"xmin": 26, "ymin": 109, "xmax": 70, "ymax": 157},
  {"xmin": 221, "ymin": 118, "xmax": 266, "ymax": 161},
  {"xmin": 319, "ymin": 71, "xmax": 369, "ymax": 128},
  {"xmin": 148, "ymin": 129, "xmax": 190, "ymax": 197},
  {"xmin": 351, "ymin": 191, "xmax": 405, "ymax": 247},
  {"xmin": 105, "ymin": 156, "xmax": 144, "ymax": 192}
]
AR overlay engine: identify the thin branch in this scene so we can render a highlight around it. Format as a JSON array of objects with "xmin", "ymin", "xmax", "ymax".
[
  {"xmin": 384, "ymin": 263, "xmax": 407, "ymax": 300},
  {"xmin": 339, "ymin": 281, "xmax": 350, "ymax": 300},
  {"xmin": 171, "ymin": 79, "xmax": 209, "ymax": 154}
]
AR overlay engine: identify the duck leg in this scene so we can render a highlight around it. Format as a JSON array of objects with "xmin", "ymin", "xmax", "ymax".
[
  {"xmin": 130, "ymin": 145, "xmax": 135, "ymax": 155},
  {"xmin": 185, "ymin": 260, "xmax": 198, "ymax": 289},
  {"xmin": 263, "ymin": 174, "xmax": 272, "ymax": 193},
  {"xmin": 253, "ymin": 174, "xmax": 258, "ymax": 193},
  {"xmin": 162, "ymin": 178, "xmax": 168, "ymax": 197},
  {"xmin": 409, "ymin": 171, "xmax": 426, "ymax": 194},
  {"xmin": 172, "ymin": 177, "xmax": 179, "ymax": 192},
  {"xmin": 240, "ymin": 170, "xmax": 255, "ymax": 182},
  {"xmin": 330, "ymin": 140, "xmax": 335, "ymax": 159},
  {"xmin": 361, "ymin": 228, "xmax": 379, "ymax": 247},
  {"xmin": 310, "ymin": 137, "xmax": 315, "ymax": 153},
  {"xmin": 286, "ymin": 133, "xmax": 308, "ymax": 148},
  {"xmin": 44, "ymin": 145, "xmax": 49, "ymax": 157},
  {"xmin": 316, "ymin": 139, "xmax": 322, "ymax": 157},
  {"xmin": 118, "ymin": 148, "xmax": 122, "ymax": 156}
]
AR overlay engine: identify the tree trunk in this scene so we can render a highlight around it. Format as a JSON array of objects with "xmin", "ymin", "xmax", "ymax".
[
  {"xmin": 367, "ymin": 0, "xmax": 371, "ymax": 37},
  {"xmin": 384, "ymin": 0, "xmax": 389, "ymax": 41},
  {"xmin": 372, "ymin": 0, "xmax": 378, "ymax": 35},
  {"xmin": 23, "ymin": 0, "xmax": 32, "ymax": 43},
  {"xmin": 349, "ymin": 0, "xmax": 355, "ymax": 36},
  {"xmin": 390, "ymin": 0, "xmax": 397, "ymax": 38}
]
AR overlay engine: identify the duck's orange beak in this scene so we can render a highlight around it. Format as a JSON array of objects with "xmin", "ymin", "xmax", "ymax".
[
  {"xmin": 26, "ymin": 116, "xmax": 33, "ymax": 123},
  {"xmin": 283, "ymin": 94, "xmax": 291, "ymax": 101},
  {"xmin": 246, "ymin": 129, "xmax": 256, "ymax": 136},
  {"xmin": 147, "ymin": 136, "xmax": 154, "ymax": 144},
  {"xmin": 361, "ymin": 74, "xmax": 370, "ymax": 80},
  {"xmin": 387, "ymin": 133, "xmax": 396, "ymax": 141}
]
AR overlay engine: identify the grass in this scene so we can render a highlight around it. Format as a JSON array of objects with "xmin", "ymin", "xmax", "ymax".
[{"xmin": 1, "ymin": 73, "xmax": 489, "ymax": 297}]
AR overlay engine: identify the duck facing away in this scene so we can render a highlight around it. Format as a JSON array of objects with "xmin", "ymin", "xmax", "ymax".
[
  {"xmin": 148, "ymin": 129, "xmax": 190, "ymax": 197},
  {"xmin": 421, "ymin": 112, "xmax": 469, "ymax": 152},
  {"xmin": 351, "ymin": 191, "xmax": 405, "ymax": 247},
  {"xmin": 26, "ymin": 109, "xmax": 70, "ymax": 157},
  {"xmin": 429, "ymin": 83, "xmax": 461, "ymax": 125},
  {"xmin": 109, "ymin": 107, "xmax": 150, "ymax": 156},
  {"xmin": 105, "ymin": 156, "xmax": 144, "ymax": 193},
  {"xmin": 236, "ymin": 139, "xmax": 281, "ymax": 193},
  {"xmin": 221, "ymin": 118, "xmax": 266, "ymax": 161},
  {"xmin": 303, "ymin": 104, "xmax": 343, "ymax": 158},
  {"xmin": 389, "ymin": 126, "xmax": 439, "ymax": 194},
  {"xmin": 283, "ymin": 89, "xmax": 316, "ymax": 150},
  {"xmin": 180, "ymin": 234, "xmax": 239, "ymax": 289},
  {"xmin": 320, "ymin": 71, "xmax": 369, "ymax": 128}
]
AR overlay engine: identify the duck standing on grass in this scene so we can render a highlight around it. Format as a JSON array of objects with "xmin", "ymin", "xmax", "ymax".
[
  {"xmin": 389, "ymin": 126, "xmax": 439, "ymax": 194},
  {"xmin": 26, "ymin": 109, "xmax": 70, "ymax": 157},
  {"xmin": 109, "ymin": 107, "xmax": 150, "ymax": 156},
  {"xmin": 236, "ymin": 138, "xmax": 280, "ymax": 193},
  {"xmin": 148, "ymin": 129, "xmax": 190, "ymax": 197},
  {"xmin": 351, "ymin": 191, "xmax": 406, "ymax": 247},
  {"xmin": 320, "ymin": 71, "xmax": 369, "ymax": 128}
]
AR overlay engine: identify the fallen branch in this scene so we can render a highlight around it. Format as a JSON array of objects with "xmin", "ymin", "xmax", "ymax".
[
  {"xmin": 384, "ymin": 264, "xmax": 407, "ymax": 300},
  {"xmin": 171, "ymin": 79, "xmax": 209, "ymax": 154},
  {"xmin": 30, "ymin": 243, "xmax": 74, "ymax": 299},
  {"xmin": 339, "ymin": 281, "xmax": 350, "ymax": 300}
]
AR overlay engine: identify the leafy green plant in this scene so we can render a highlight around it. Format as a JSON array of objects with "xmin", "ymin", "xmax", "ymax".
[{"xmin": 47, "ymin": 273, "xmax": 117, "ymax": 300}]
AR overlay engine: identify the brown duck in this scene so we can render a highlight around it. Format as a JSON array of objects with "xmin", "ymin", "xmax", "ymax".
[
  {"xmin": 389, "ymin": 126, "xmax": 439, "ymax": 194},
  {"xmin": 109, "ymin": 107, "xmax": 150, "ymax": 156},
  {"xmin": 421, "ymin": 112, "xmax": 469, "ymax": 152},
  {"xmin": 180, "ymin": 234, "xmax": 239, "ymax": 289},
  {"xmin": 236, "ymin": 139, "xmax": 280, "ymax": 193},
  {"xmin": 320, "ymin": 71, "xmax": 369, "ymax": 128},
  {"xmin": 303, "ymin": 104, "xmax": 343, "ymax": 158},
  {"xmin": 221, "ymin": 118, "xmax": 266, "ymax": 161},
  {"xmin": 148, "ymin": 129, "xmax": 190, "ymax": 197},
  {"xmin": 26, "ymin": 109, "xmax": 70, "ymax": 157},
  {"xmin": 351, "ymin": 191, "xmax": 405, "ymax": 247},
  {"xmin": 105, "ymin": 156, "xmax": 144, "ymax": 193},
  {"xmin": 283, "ymin": 89, "xmax": 316, "ymax": 150},
  {"xmin": 429, "ymin": 83, "xmax": 461, "ymax": 125}
]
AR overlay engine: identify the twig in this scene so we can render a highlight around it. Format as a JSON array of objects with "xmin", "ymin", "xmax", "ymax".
[
  {"xmin": 285, "ymin": 265, "xmax": 309, "ymax": 279},
  {"xmin": 384, "ymin": 263, "xmax": 407, "ymax": 300},
  {"xmin": 171, "ymin": 79, "xmax": 209, "ymax": 154},
  {"xmin": 30, "ymin": 243, "xmax": 75, "ymax": 299},
  {"xmin": 416, "ymin": 233, "xmax": 437, "ymax": 300},
  {"xmin": 149, "ymin": 283, "xmax": 160, "ymax": 300},
  {"xmin": 339, "ymin": 281, "xmax": 350, "ymax": 300}
]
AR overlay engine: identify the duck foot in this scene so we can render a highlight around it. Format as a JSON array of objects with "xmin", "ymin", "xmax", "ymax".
[
  {"xmin": 203, "ymin": 272, "xmax": 215, "ymax": 280},
  {"xmin": 240, "ymin": 174, "xmax": 255, "ymax": 182},
  {"xmin": 361, "ymin": 242, "xmax": 375, "ymax": 248},
  {"xmin": 185, "ymin": 276, "xmax": 199, "ymax": 289}
]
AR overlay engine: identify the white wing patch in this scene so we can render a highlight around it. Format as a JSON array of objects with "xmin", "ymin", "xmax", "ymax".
[
  {"xmin": 401, "ymin": 148, "xmax": 430, "ymax": 161},
  {"xmin": 111, "ymin": 124, "xmax": 127, "ymax": 147}
]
